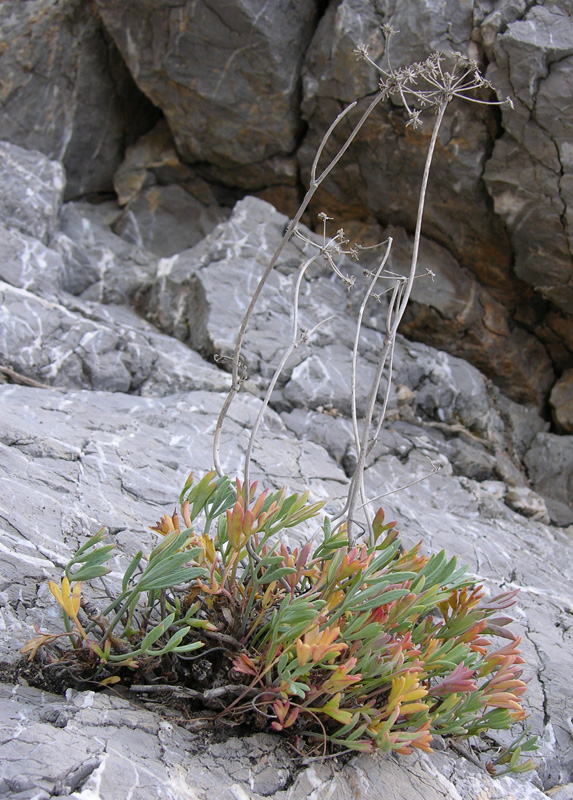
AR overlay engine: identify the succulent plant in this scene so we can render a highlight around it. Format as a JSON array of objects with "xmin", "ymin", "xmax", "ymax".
[{"xmin": 25, "ymin": 471, "xmax": 536, "ymax": 774}]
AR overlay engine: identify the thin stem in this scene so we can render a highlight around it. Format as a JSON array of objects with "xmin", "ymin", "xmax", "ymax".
[
  {"xmin": 311, "ymin": 102, "xmax": 357, "ymax": 183},
  {"xmin": 242, "ymin": 253, "xmax": 320, "ymax": 488},
  {"xmin": 371, "ymin": 295, "xmax": 399, "ymax": 445},
  {"xmin": 313, "ymin": 94, "xmax": 385, "ymax": 186},
  {"xmin": 213, "ymin": 92, "xmax": 386, "ymax": 481},
  {"xmin": 350, "ymin": 238, "xmax": 393, "ymax": 449},
  {"xmin": 345, "ymin": 102, "xmax": 447, "ymax": 545},
  {"xmin": 332, "ymin": 276, "xmax": 400, "ymax": 529},
  {"xmin": 344, "ymin": 339, "xmax": 391, "ymax": 542},
  {"xmin": 391, "ymin": 101, "xmax": 447, "ymax": 336}
]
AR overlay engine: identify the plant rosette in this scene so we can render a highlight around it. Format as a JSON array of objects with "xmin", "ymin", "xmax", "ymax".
[{"xmin": 24, "ymin": 471, "xmax": 536, "ymax": 776}]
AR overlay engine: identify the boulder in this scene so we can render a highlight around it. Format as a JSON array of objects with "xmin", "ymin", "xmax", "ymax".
[
  {"xmin": 0, "ymin": 0, "xmax": 158, "ymax": 200},
  {"xmin": 112, "ymin": 184, "xmax": 229, "ymax": 258},
  {"xmin": 0, "ymin": 284, "xmax": 232, "ymax": 396},
  {"xmin": 525, "ymin": 432, "xmax": 573, "ymax": 526},
  {"xmin": 56, "ymin": 200, "xmax": 158, "ymax": 303},
  {"xmin": 140, "ymin": 198, "xmax": 532, "ymax": 437},
  {"xmin": 505, "ymin": 486, "xmax": 550, "ymax": 524},
  {"xmin": 94, "ymin": 0, "xmax": 318, "ymax": 182},
  {"xmin": 0, "ymin": 225, "xmax": 66, "ymax": 299},
  {"xmin": 0, "ymin": 142, "xmax": 65, "ymax": 244},
  {"xmin": 139, "ymin": 196, "xmax": 320, "ymax": 370},
  {"xmin": 482, "ymin": 3, "xmax": 573, "ymax": 316},
  {"xmin": 550, "ymin": 370, "xmax": 573, "ymax": 434}
]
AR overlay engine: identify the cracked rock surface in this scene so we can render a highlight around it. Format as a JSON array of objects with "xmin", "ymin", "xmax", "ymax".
[
  {"xmin": 1, "ymin": 0, "xmax": 571, "ymax": 412},
  {"xmin": 483, "ymin": 1, "xmax": 573, "ymax": 317},
  {"xmin": 0, "ymin": 134, "xmax": 571, "ymax": 798},
  {"xmin": 0, "ymin": 683, "xmax": 550, "ymax": 800}
]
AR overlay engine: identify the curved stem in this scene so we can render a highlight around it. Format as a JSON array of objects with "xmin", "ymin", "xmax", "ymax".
[
  {"xmin": 213, "ymin": 92, "xmax": 386, "ymax": 480},
  {"xmin": 345, "ymin": 102, "xmax": 447, "ymax": 545},
  {"xmin": 350, "ymin": 238, "xmax": 393, "ymax": 451},
  {"xmin": 390, "ymin": 102, "xmax": 446, "ymax": 337}
]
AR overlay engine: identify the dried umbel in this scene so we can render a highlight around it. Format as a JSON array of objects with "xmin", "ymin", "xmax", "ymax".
[{"xmin": 356, "ymin": 27, "xmax": 512, "ymax": 129}]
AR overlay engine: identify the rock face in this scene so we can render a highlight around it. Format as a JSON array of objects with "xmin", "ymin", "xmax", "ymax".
[
  {"xmin": 304, "ymin": 0, "xmax": 573, "ymax": 395},
  {"xmin": 0, "ymin": 4, "xmax": 573, "ymax": 798},
  {"xmin": 94, "ymin": 0, "xmax": 318, "ymax": 182},
  {"xmin": 112, "ymin": 184, "xmax": 230, "ymax": 258},
  {"xmin": 0, "ymin": 0, "xmax": 570, "ymax": 408},
  {"xmin": 297, "ymin": 0, "xmax": 568, "ymax": 405},
  {"xmin": 0, "ymin": 683, "xmax": 551, "ymax": 800},
  {"xmin": 482, "ymin": 2, "xmax": 573, "ymax": 317},
  {"xmin": 0, "ymin": 0, "xmax": 158, "ymax": 199},
  {"xmin": 0, "ymin": 135, "xmax": 572, "ymax": 797},
  {"xmin": 300, "ymin": 0, "xmax": 499, "ymax": 272}
]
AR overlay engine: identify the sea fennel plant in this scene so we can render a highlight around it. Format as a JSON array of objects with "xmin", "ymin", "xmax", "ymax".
[
  {"xmin": 25, "ymin": 31, "xmax": 536, "ymax": 775},
  {"xmin": 24, "ymin": 471, "xmax": 535, "ymax": 773}
]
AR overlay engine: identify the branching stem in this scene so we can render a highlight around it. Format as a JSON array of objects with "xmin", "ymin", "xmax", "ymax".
[
  {"xmin": 212, "ymin": 40, "xmax": 509, "ymax": 537},
  {"xmin": 345, "ymin": 101, "xmax": 446, "ymax": 545},
  {"xmin": 213, "ymin": 93, "xmax": 385, "ymax": 485}
]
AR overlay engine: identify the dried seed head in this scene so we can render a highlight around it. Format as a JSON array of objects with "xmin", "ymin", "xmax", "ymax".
[
  {"xmin": 381, "ymin": 23, "xmax": 397, "ymax": 38},
  {"xmin": 354, "ymin": 43, "xmax": 369, "ymax": 61}
]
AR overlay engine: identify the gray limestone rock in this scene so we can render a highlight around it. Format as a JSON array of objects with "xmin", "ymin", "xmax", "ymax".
[
  {"xmin": 0, "ymin": 142, "xmax": 65, "ymax": 244},
  {"xmin": 281, "ymin": 407, "xmax": 357, "ymax": 467},
  {"xmin": 0, "ymin": 0, "xmax": 158, "ymax": 200},
  {"xmin": 525, "ymin": 432, "xmax": 573, "ymax": 516},
  {"xmin": 483, "ymin": 3, "xmax": 573, "ymax": 316},
  {"xmin": 444, "ymin": 438, "xmax": 498, "ymax": 482},
  {"xmin": 112, "ymin": 184, "xmax": 229, "ymax": 258},
  {"xmin": 57, "ymin": 201, "xmax": 158, "ymax": 304},
  {"xmin": 505, "ymin": 486, "xmax": 551, "ymax": 524},
  {"xmin": 2, "ymin": 0, "xmax": 567, "ymax": 411},
  {"xmin": 0, "ymin": 225, "xmax": 66, "ymax": 298},
  {"xmin": 140, "ymin": 196, "xmax": 328, "ymax": 371},
  {"xmin": 0, "ymin": 683, "xmax": 548, "ymax": 800},
  {"xmin": 550, "ymin": 370, "xmax": 573, "ymax": 434},
  {"xmin": 94, "ymin": 0, "xmax": 318, "ymax": 178},
  {"xmin": 50, "ymin": 231, "xmax": 110, "ymax": 298},
  {"xmin": 495, "ymin": 393, "xmax": 551, "ymax": 459},
  {"xmin": 0, "ymin": 285, "xmax": 231, "ymax": 395},
  {"xmin": 141, "ymin": 195, "xmax": 552, "ymax": 467}
]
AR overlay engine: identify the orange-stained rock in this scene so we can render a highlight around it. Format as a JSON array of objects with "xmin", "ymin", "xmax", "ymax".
[{"xmin": 550, "ymin": 370, "xmax": 573, "ymax": 434}]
